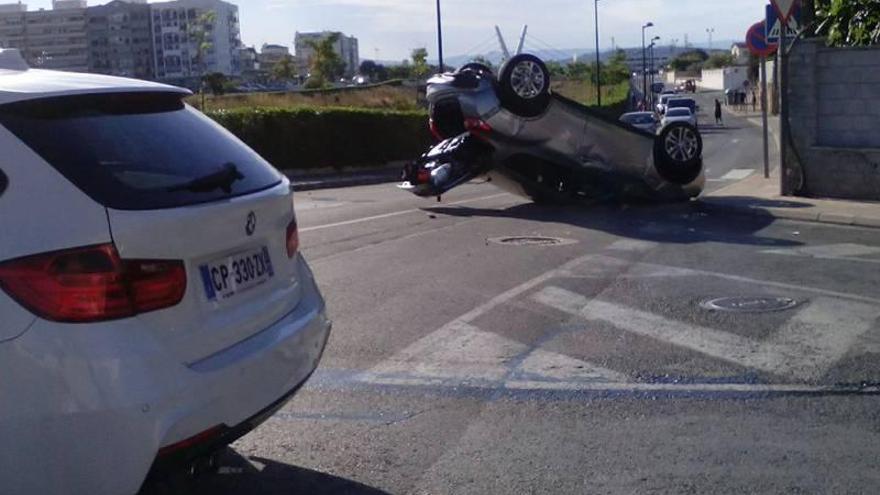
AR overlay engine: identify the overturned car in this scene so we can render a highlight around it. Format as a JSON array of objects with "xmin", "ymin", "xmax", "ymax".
[{"xmin": 400, "ymin": 54, "xmax": 704, "ymax": 203}]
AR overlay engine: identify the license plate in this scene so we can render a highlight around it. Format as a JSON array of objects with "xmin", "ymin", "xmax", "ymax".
[{"xmin": 199, "ymin": 247, "xmax": 274, "ymax": 301}]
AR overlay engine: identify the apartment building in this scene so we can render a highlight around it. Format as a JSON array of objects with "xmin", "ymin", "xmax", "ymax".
[
  {"xmin": 86, "ymin": 0, "xmax": 154, "ymax": 79},
  {"xmin": 150, "ymin": 0, "xmax": 242, "ymax": 81},
  {"xmin": 258, "ymin": 43, "xmax": 292, "ymax": 74},
  {"xmin": 0, "ymin": 1, "xmax": 89, "ymax": 72},
  {"xmin": 294, "ymin": 31, "xmax": 358, "ymax": 78}
]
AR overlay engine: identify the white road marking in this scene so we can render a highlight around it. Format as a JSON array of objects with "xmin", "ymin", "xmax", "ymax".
[
  {"xmin": 590, "ymin": 254, "xmax": 880, "ymax": 305},
  {"xmin": 763, "ymin": 243, "xmax": 880, "ymax": 264},
  {"xmin": 532, "ymin": 286, "xmax": 880, "ymax": 381},
  {"xmin": 719, "ymin": 168, "xmax": 754, "ymax": 181},
  {"xmin": 360, "ymin": 253, "xmax": 626, "ymax": 389},
  {"xmin": 607, "ymin": 239, "xmax": 658, "ymax": 252},
  {"xmin": 300, "ymin": 193, "xmax": 510, "ymax": 233}
]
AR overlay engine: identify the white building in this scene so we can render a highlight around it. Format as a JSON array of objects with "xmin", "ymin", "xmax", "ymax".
[
  {"xmin": 700, "ymin": 66, "xmax": 750, "ymax": 92},
  {"xmin": 150, "ymin": 0, "xmax": 241, "ymax": 81},
  {"xmin": 0, "ymin": 2, "xmax": 89, "ymax": 72},
  {"xmin": 294, "ymin": 31, "xmax": 358, "ymax": 77},
  {"xmin": 731, "ymin": 42, "xmax": 749, "ymax": 66}
]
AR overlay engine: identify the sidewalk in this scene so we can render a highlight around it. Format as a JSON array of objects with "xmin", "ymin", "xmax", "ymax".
[{"xmin": 700, "ymin": 168, "xmax": 880, "ymax": 229}]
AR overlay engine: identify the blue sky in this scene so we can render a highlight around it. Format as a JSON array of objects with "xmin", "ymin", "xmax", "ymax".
[{"xmin": 30, "ymin": 0, "xmax": 769, "ymax": 60}]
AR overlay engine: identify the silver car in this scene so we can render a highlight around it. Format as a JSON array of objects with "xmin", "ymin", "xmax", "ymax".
[{"xmin": 400, "ymin": 54, "xmax": 704, "ymax": 203}]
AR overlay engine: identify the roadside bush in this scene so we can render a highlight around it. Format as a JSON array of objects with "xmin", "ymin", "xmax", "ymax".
[{"xmin": 207, "ymin": 106, "xmax": 432, "ymax": 171}]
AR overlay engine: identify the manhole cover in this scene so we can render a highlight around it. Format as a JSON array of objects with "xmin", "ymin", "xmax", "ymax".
[
  {"xmin": 700, "ymin": 296, "xmax": 802, "ymax": 313},
  {"xmin": 488, "ymin": 236, "xmax": 577, "ymax": 247}
]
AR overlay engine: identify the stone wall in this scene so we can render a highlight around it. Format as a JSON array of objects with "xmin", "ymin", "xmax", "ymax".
[{"xmin": 788, "ymin": 39, "xmax": 880, "ymax": 200}]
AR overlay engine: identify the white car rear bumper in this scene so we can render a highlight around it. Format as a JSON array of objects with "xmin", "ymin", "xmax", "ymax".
[{"xmin": 0, "ymin": 255, "xmax": 331, "ymax": 495}]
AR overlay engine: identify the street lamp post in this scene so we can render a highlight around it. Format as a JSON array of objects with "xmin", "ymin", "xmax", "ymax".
[
  {"xmin": 650, "ymin": 35, "xmax": 660, "ymax": 103},
  {"xmin": 594, "ymin": 0, "xmax": 601, "ymax": 106},
  {"xmin": 436, "ymin": 0, "xmax": 444, "ymax": 72},
  {"xmin": 641, "ymin": 22, "xmax": 653, "ymax": 105},
  {"xmin": 706, "ymin": 27, "xmax": 715, "ymax": 51}
]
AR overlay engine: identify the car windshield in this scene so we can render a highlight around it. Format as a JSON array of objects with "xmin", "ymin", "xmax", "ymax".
[{"xmin": 0, "ymin": 92, "xmax": 282, "ymax": 210}]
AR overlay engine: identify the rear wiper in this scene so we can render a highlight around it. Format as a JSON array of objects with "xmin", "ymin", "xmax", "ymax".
[{"xmin": 168, "ymin": 162, "xmax": 244, "ymax": 193}]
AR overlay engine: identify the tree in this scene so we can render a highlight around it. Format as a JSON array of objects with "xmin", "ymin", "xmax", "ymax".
[
  {"xmin": 306, "ymin": 33, "xmax": 345, "ymax": 86},
  {"xmin": 203, "ymin": 72, "xmax": 227, "ymax": 95},
  {"xmin": 411, "ymin": 48, "xmax": 430, "ymax": 79},
  {"xmin": 188, "ymin": 11, "xmax": 216, "ymax": 77},
  {"xmin": 815, "ymin": 0, "xmax": 880, "ymax": 46},
  {"xmin": 704, "ymin": 52, "xmax": 735, "ymax": 69},
  {"xmin": 604, "ymin": 49, "xmax": 632, "ymax": 84},
  {"xmin": 272, "ymin": 55, "xmax": 297, "ymax": 81},
  {"xmin": 188, "ymin": 10, "xmax": 216, "ymax": 107},
  {"xmin": 668, "ymin": 49, "xmax": 709, "ymax": 72},
  {"xmin": 359, "ymin": 60, "xmax": 388, "ymax": 82},
  {"xmin": 386, "ymin": 61, "xmax": 412, "ymax": 80}
]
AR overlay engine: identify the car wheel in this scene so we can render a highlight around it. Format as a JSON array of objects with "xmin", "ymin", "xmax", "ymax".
[
  {"xmin": 458, "ymin": 62, "xmax": 494, "ymax": 77},
  {"xmin": 498, "ymin": 54, "xmax": 551, "ymax": 118},
  {"xmin": 654, "ymin": 121, "xmax": 703, "ymax": 185}
]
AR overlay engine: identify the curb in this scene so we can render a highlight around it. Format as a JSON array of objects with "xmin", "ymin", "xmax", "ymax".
[
  {"xmin": 286, "ymin": 166, "xmax": 402, "ymax": 192},
  {"xmin": 697, "ymin": 199, "xmax": 880, "ymax": 230}
]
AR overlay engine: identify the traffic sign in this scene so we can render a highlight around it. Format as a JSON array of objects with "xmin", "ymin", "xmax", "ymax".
[
  {"xmin": 766, "ymin": 4, "xmax": 800, "ymax": 43},
  {"xmin": 771, "ymin": 0, "xmax": 800, "ymax": 23},
  {"xmin": 747, "ymin": 21, "xmax": 777, "ymax": 57}
]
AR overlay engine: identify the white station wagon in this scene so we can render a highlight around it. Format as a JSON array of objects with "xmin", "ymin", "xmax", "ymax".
[{"xmin": 0, "ymin": 49, "xmax": 331, "ymax": 494}]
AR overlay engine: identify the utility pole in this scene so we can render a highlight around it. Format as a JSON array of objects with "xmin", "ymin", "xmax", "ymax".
[
  {"xmin": 594, "ymin": 0, "xmax": 601, "ymax": 106},
  {"xmin": 641, "ymin": 22, "xmax": 653, "ymax": 106},
  {"xmin": 706, "ymin": 28, "xmax": 715, "ymax": 50},
  {"xmin": 435, "ymin": 0, "xmax": 444, "ymax": 72}
]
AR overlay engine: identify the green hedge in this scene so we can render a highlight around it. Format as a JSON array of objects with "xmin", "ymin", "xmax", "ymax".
[{"xmin": 207, "ymin": 106, "xmax": 432, "ymax": 171}]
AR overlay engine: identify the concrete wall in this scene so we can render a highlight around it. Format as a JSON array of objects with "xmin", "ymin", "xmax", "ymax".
[
  {"xmin": 787, "ymin": 39, "xmax": 880, "ymax": 200},
  {"xmin": 700, "ymin": 66, "xmax": 749, "ymax": 91}
]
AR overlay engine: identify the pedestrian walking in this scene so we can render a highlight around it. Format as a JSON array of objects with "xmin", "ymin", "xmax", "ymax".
[
  {"xmin": 752, "ymin": 90, "xmax": 758, "ymax": 112},
  {"xmin": 715, "ymin": 99, "xmax": 723, "ymax": 126}
]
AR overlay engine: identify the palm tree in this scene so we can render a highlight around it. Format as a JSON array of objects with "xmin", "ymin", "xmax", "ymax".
[
  {"xmin": 188, "ymin": 10, "xmax": 217, "ymax": 107},
  {"xmin": 305, "ymin": 33, "xmax": 345, "ymax": 88}
]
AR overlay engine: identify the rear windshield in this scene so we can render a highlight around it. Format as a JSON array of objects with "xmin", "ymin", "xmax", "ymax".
[
  {"xmin": 0, "ymin": 92, "xmax": 283, "ymax": 210},
  {"xmin": 667, "ymin": 108, "xmax": 691, "ymax": 117},
  {"xmin": 668, "ymin": 99, "xmax": 695, "ymax": 109}
]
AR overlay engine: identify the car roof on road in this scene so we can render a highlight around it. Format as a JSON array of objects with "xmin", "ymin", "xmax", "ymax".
[{"xmin": 0, "ymin": 49, "xmax": 189, "ymax": 106}]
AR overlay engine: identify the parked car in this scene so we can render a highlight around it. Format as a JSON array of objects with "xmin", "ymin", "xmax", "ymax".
[
  {"xmin": 620, "ymin": 111, "xmax": 659, "ymax": 133},
  {"xmin": 656, "ymin": 94, "xmax": 676, "ymax": 115},
  {"xmin": 662, "ymin": 107, "xmax": 698, "ymax": 128},
  {"xmin": 667, "ymin": 97, "xmax": 699, "ymax": 123},
  {"xmin": 400, "ymin": 55, "xmax": 704, "ymax": 204},
  {"xmin": 0, "ymin": 49, "xmax": 331, "ymax": 495}
]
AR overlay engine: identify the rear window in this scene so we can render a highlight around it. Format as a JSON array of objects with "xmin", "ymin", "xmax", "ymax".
[
  {"xmin": 0, "ymin": 92, "xmax": 283, "ymax": 210},
  {"xmin": 624, "ymin": 114, "xmax": 655, "ymax": 125},
  {"xmin": 668, "ymin": 99, "xmax": 695, "ymax": 109},
  {"xmin": 667, "ymin": 108, "xmax": 691, "ymax": 117}
]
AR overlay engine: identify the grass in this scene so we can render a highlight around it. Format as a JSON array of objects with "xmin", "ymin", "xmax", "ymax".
[
  {"xmin": 551, "ymin": 79, "xmax": 631, "ymax": 108},
  {"xmin": 192, "ymin": 78, "xmax": 630, "ymax": 114},
  {"xmin": 190, "ymin": 84, "xmax": 423, "ymax": 112}
]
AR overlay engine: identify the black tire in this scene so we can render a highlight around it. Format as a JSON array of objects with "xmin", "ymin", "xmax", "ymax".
[
  {"xmin": 498, "ymin": 54, "xmax": 551, "ymax": 118},
  {"xmin": 457, "ymin": 62, "xmax": 494, "ymax": 77},
  {"xmin": 654, "ymin": 121, "xmax": 703, "ymax": 185}
]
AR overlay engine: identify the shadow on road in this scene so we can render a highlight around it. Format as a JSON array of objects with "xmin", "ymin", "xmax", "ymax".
[
  {"xmin": 704, "ymin": 196, "xmax": 813, "ymax": 209},
  {"xmin": 424, "ymin": 202, "xmax": 803, "ymax": 248},
  {"xmin": 141, "ymin": 448, "xmax": 390, "ymax": 495}
]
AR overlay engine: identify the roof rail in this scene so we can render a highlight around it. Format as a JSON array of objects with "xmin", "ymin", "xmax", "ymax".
[{"xmin": 0, "ymin": 49, "xmax": 29, "ymax": 71}]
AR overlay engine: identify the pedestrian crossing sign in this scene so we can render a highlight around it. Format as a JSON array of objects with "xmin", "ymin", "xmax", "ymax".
[{"xmin": 766, "ymin": 3, "xmax": 800, "ymax": 43}]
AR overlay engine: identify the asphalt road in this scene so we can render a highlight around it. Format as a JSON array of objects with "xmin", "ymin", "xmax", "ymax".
[{"xmin": 149, "ymin": 104, "xmax": 877, "ymax": 495}]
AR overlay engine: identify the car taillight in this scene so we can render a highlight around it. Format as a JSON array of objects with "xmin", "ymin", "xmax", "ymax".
[
  {"xmin": 0, "ymin": 244, "xmax": 186, "ymax": 323},
  {"xmin": 464, "ymin": 117, "xmax": 492, "ymax": 138},
  {"xmin": 286, "ymin": 218, "xmax": 299, "ymax": 258}
]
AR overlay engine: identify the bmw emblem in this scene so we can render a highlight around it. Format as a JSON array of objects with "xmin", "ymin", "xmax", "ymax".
[{"xmin": 245, "ymin": 212, "xmax": 256, "ymax": 236}]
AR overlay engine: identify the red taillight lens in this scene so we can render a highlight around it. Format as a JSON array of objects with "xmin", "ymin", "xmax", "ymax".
[
  {"xmin": 464, "ymin": 117, "xmax": 492, "ymax": 137},
  {"xmin": 286, "ymin": 218, "xmax": 299, "ymax": 258},
  {"xmin": 417, "ymin": 169, "xmax": 431, "ymax": 184},
  {"xmin": 0, "ymin": 244, "xmax": 186, "ymax": 323}
]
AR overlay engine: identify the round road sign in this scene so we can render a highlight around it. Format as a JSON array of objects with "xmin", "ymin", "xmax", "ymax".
[{"xmin": 746, "ymin": 21, "xmax": 776, "ymax": 58}]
